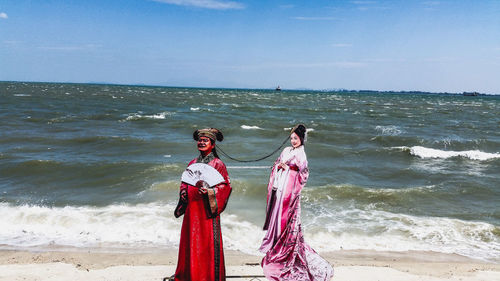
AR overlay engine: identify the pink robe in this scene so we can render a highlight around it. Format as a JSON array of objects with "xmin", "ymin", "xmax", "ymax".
[{"xmin": 259, "ymin": 146, "xmax": 333, "ymax": 281}]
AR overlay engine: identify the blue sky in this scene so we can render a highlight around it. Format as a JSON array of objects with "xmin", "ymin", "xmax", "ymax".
[{"xmin": 1, "ymin": 0, "xmax": 499, "ymax": 93}]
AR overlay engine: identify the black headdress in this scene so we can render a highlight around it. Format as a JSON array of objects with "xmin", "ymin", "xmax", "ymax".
[{"xmin": 291, "ymin": 124, "xmax": 307, "ymax": 145}]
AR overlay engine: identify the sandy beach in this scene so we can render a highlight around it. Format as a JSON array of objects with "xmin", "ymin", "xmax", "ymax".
[{"xmin": 0, "ymin": 249, "xmax": 499, "ymax": 281}]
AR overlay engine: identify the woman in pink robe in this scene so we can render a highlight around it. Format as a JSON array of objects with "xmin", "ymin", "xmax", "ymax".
[{"xmin": 259, "ymin": 124, "xmax": 333, "ymax": 281}]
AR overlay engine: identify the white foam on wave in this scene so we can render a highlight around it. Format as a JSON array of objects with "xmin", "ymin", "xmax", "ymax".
[
  {"xmin": 400, "ymin": 146, "xmax": 500, "ymax": 161},
  {"xmin": 190, "ymin": 107, "xmax": 200, "ymax": 111},
  {"xmin": 241, "ymin": 125, "xmax": 262, "ymax": 130},
  {"xmin": 124, "ymin": 112, "xmax": 173, "ymax": 121},
  {"xmin": 1, "ymin": 202, "xmax": 498, "ymax": 261},
  {"xmin": 302, "ymin": 207, "xmax": 500, "ymax": 261},
  {"xmin": 221, "ymin": 214, "xmax": 264, "ymax": 255},
  {"xmin": 0, "ymin": 203, "xmax": 182, "ymax": 249},
  {"xmin": 283, "ymin": 127, "xmax": 315, "ymax": 132},
  {"xmin": 0, "ymin": 202, "xmax": 262, "ymax": 255},
  {"xmin": 375, "ymin": 125, "xmax": 403, "ymax": 136}
]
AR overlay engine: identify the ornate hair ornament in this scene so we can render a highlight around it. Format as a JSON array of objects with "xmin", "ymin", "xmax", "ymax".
[{"xmin": 193, "ymin": 128, "xmax": 224, "ymax": 142}]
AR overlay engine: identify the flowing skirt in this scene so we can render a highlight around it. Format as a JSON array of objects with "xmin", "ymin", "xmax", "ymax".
[{"xmin": 260, "ymin": 170, "xmax": 333, "ymax": 281}]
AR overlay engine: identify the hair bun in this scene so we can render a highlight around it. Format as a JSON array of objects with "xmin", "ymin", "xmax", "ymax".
[
  {"xmin": 212, "ymin": 128, "xmax": 224, "ymax": 142},
  {"xmin": 193, "ymin": 130, "xmax": 200, "ymax": 141},
  {"xmin": 291, "ymin": 124, "xmax": 307, "ymax": 145},
  {"xmin": 292, "ymin": 124, "xmax": 306, "ymax": 135}
]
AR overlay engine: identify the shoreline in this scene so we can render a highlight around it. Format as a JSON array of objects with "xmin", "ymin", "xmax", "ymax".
[{"xmin": 1, "ymin": 248, "xmax": 499, "ymax": 281}]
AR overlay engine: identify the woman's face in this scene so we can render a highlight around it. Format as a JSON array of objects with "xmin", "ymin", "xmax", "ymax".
[
  {"xmin": 290, "ymin": 132, "xmax": 301, "ymax": 148},
  {"xmin": 197, "ymin": 136, "xmax": 215, "ymax": 154}
]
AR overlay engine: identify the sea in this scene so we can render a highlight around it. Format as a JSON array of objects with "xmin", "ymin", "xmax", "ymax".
[{"xmin": 0, "ymin": 82, "xmax": 499, "ymax": 262}]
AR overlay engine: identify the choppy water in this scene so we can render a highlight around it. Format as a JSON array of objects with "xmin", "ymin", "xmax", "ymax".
[{"xmin": 1, "ymin": 82, "xmax": 499, "ymax": 261}]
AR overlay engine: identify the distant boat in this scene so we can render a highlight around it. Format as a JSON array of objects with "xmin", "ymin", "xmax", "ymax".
[
  {"xmin": 463, "ymin": 91, "xmax": 479, "ymax": 96},
  {"xmin": 275, "ymin": 85, "xmax": 281, "ymax": 91}
]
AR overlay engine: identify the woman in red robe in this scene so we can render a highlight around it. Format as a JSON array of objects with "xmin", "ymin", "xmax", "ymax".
[{"xmin": 174, "ymin": 128, "xmax": 232, "ymax": 281}]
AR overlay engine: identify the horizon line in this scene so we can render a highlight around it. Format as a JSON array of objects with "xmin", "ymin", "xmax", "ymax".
[{"xmin": 0, "ymin": 80, "xmax": 497, "ymax": 96}]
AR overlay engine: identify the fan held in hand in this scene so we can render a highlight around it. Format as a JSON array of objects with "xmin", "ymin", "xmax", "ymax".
[{"xmin": 181, "ymin": 163, "xmax": 225, "ymax": 187}]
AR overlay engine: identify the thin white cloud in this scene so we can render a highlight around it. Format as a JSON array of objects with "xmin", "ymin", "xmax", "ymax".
[
  {"xmin": 365, "ymin": 58, "xmax": 407, "ymax": 63},
  {"xmin": 3, "ymin": 40, "xmax": 21, "ymax": 44},
  {"xmin": 351, "ymin": 1, "xmax": 377, "ymax": 4},
  {"xmin": 332, "ymin": 43, "xmax": 352, "ymax": 48},
  {"xmin": 423, "ymin": 57, "xmax": 456, "ymax": 63},
  {"xmin": 293, "ymin": 16, "xmax": 336, "ymax": 21},
  {"xmin": 280, "ymin": 4, "xmax": 295, "ymax": 9},
  {"xmin": 153, "ymin": 0, "xmax": 245, "ymax": 10},
  {"xmin": 350, "ymin": 1, "xmax": 389, "ymax": 11},
  {"xmin": 38, "ymin": 44, "xmax": 101, "ymax": 51},
  {"xmin": 330, "ymin": 62, "xmax": 366, "ymax": 68},
  {"xmin": 0, "ymin": 12, "xmax": 8, "ymax": 19},
  {"xmin": 231, "ymin": 61, "xmax": 367, "ymax": 70}
]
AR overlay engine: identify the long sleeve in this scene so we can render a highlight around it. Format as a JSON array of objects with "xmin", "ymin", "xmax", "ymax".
[
  {"xmin": 272, "ymin": 150, "xmax": 283, "ymax": 170},
  {"xmin": 295, "ymin": 147, "xmax": 309, "ymax": 185},
  {"xmin": 267, "ymin": 149, "xmax": 285, "ymax": 192},
  {"xmin": 180, "ymin": 181, "xmax": 188, "ymax": 193},
  {"xmin": 175, "ymin": 157, "xmax": 230, "ymax": 281},
  {"xmin": 174, "ymin": 182, "xmax": 189, "ymax": 218},
  {"xmin": 298, "ymin": 159, "xmax": 309, "ymax": 185},
  {"xmin": 202, "ymin": 158, "xmax": 232, "ymax": 218}
]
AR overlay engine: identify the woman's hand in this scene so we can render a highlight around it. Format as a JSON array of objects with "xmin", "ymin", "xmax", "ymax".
[
  {"xmin": 277, "ymin": 162, "xmax": 288, "ymax": 171},
  {"xmin": 196, "ymin": 180, "xmax": 210, "ymax": 195},
  {"xmin": 180, "ymin": 189, "xmax": 188, "ymax": 202}
]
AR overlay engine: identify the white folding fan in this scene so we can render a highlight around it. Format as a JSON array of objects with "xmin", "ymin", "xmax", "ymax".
[{"xmin": 181, "ymin": 163, "xmax": 225, "ymax": 187}]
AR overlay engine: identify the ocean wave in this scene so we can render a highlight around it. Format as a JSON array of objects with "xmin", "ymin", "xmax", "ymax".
[
  {"xmin": 147, "ymin": 180, "xmax": 182, "ymax": 191},
  {"xmin": 0, "ymin": 202, "xmax": 263, "ymax": 255},
  {"xmin": 220, "ymin": 103, "xmax": 241, "ymax": 108},
  {"xmin": 241, "ymin": 125, "xmax": 262, "ymax": 130},
  {"xmin": 123, "ymin": 112, "xmax": 173, "ymax": 121},
  {"xmin": 302, "ymin": 183, "xmax": 499, "ymax": 225},
  {"xmin": 4, "ymin": 159, "xmax": 141, "ymax": 174},
  {"xmin": 302, "ymin": 207, "xmax": 500, "ymax": 261},
  {"xmin": 0, "ymin": 153, "xmax": 14, "ymax": 160},
  {"xmin": 303, "ymin": 184, "xmax": 439, "ymax": 202},
  {"xmin": 399, "ymin": 146, "xmax": 500, "ymax": 161},
  {"xmin": 375, "ymin": 125, "xmax": 403, "ymax": 136},
  {"xmin": 301, "ymin": 184, "xmax": 453, "ymax": 213},
  {"xmin": 283, "ymin": 127, "xmax": 315, "ymax": 132},
  {"xmin": 0, "ymin": 203, "xmax": 181, "ymax": 249},
  {"xmin": 0, "ymin": 202, "xmax": 498, "ymax": 261},
  {"xmin": 2, "ymin": 160, "xmax": 178, "ymax": 200},
  {"xmin": 227, "ymin": 166, "xmax": 269, "ymax": 169},
  {"xmin": 144, "ymin": 163, "xmax": 182, "ymax": 173}
]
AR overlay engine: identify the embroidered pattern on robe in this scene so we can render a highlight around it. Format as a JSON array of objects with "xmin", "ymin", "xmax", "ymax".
[
  {"xmin": 260, "ymin": 146, "xmax": 334, "ymax": 281},
  {"xmin": 174, "ymin": 156, "xmax": 231, "ymax": 281}
]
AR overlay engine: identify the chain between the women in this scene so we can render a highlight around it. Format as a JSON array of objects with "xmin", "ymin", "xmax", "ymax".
[{"xmin": 215, "ymin": 136, "xmax": 290, "ymax": 163}]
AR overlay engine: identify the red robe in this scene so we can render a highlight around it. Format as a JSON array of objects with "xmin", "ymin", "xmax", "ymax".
[{"xmin": 174, "ymin": 157, "xmax": 232, "ymax": 281}]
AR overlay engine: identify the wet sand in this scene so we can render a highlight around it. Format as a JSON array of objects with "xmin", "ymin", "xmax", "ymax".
[{"xmin": 0, "ymin": 248, "xmax": 499, "ymax": 280}]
